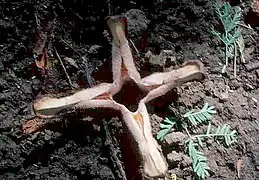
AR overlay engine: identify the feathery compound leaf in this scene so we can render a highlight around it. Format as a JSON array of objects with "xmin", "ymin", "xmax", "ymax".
[
  {"xmin": 157, "ymin": 117, "xmax": 176, "ymax": 141},
  {"xmin": 214, "ymin": 1, "xmax": 241, "ymax": 33},
  {"xmin": 184, "ymin": 122, "xmax": 237, "ymax": 179},
  {"xmin": 214, "ymin": 124, "xmax": 237, "ymax": 147},
  {"xmin": 232, "ymin": 6, "xmax": 242, "ymax": 25},
  {"xmin": 212, "ymin": 1, "xmax": 242, "ymax": 47},
  {"xmin": 226, "ymin": 7, "xmax": 241, "ymax": 33},
  {"xmin": 186, "ymin": 140, "xmax": 210, "ymax": 179},
  {"xmin": 183, "ymin": 103, "xmax": 217, "ymax": 126}
]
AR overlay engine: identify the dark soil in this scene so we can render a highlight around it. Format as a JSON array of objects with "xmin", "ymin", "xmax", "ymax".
[{"xmin": 0, "ymin": 0, "xmax": 258, "ymax": 179}]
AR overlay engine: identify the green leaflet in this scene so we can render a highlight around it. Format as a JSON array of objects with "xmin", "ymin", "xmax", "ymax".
[
  {"xmin": 186, "ymin": 123, "xmax": 237, "ymax": 179},
  {"xmin": 212, "ymin": 1, "xmax": 241, "ymax": 43},
  {"xmin": 214, "ymin": 124, "xmax": 237, "ymax": 147},
  {"xmin": 183, "ymin": 103, "xmax": 217, "ymax": 126},
  {"xmin": 157, "ymin": 103, "xmax": 238, "ymax": 180},
  {"xmin": 185, "ymin": 140, "xmax": 210, "ymax": 180},
  {"xmin": 156, "ymin": 117, "xmax": 176, "ymax": 141}
]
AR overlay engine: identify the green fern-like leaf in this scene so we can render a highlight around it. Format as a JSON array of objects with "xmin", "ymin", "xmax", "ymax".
[
  {"xmin": 185, "ymin": 123, "xmax": 237, "ymax": 179},
  {"xmin": 156, "ymin": 117, "xmax": 176, "ymax": 141},
  {"xmin": 214, "ymin": 124, "xmax": 237, "ymax": 147},
  {"xmin": 214, "ymin": 1, "xmax": 230, "ymax": 20},
  {"xmin": 183, "ymin": 103, "xmax": 217, "ymax": 126},
  {"xmin": 226, "ymin": 7, "xmax": 241, "ymax": 33},
  {"xmin": 185, "ymin": 139, "xmax": 210, "ymax": 179},
  {"xmin": 212, "ymin": 1, "xmax": 242, "ymax": 49},
  {"xmin": 214, "ymin": 1, "xmax": 241, "ymax": 34}
]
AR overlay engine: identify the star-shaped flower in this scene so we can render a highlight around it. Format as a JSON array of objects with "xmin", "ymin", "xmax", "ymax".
[{"xmin": 23, "ymin": 15, "xmax": 205, "ymax": 178}]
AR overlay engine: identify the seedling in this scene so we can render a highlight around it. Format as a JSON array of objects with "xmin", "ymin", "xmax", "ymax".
[
  {"xmin": 211, "ymin": 1, "xmax": 245, "ymax": 77},
  {"xmin": 157, "ymin": 103, "xmax": 238, "ymax": 179},
  {"xmin": 157, "ymin": 103, "xmax": 216, "ymax": 140}
]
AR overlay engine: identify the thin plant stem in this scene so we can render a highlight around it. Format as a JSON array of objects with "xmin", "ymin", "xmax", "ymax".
[
  {"xmin": 234, "ymin": 42, "xmax": 237, "ymax": 77},
  {"xmin": 191, "ymin": 133, "xmax": 233, "ymax": 140},
  {"xmin": 184, "ymin": 126, "xmax": 192, "ymax": 138},
  {"xmin": 223, "ymin": 44, "xmax": 228, "ymax": 73}
]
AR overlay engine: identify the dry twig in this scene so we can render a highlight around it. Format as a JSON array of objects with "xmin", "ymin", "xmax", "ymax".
[
  {"xmin": 54, "ymin": 48, "xmax": 74, "ymax": 89},
  {"xmin": 237, "ymin": 23, "xmax": 253, "ymax": 30},
  {"xmin": 103, "ymin": 119, "xmax": 127, "ymax": 180},
  {"xmin": 236, "ymin": 159, "xmax": 243, "ymax": 179},
  {"xmin": 129, "ymin": 39, "xmax": 139, "ymax": 54},
  {"xmin": 245, "ymin": 61, "xmax": 259, "ymax": 71}
]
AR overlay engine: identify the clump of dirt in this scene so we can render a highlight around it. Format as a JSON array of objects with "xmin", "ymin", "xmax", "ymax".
[{"xmin": 0, "ymin": 0, "xmax": 259, "ymax": 180}]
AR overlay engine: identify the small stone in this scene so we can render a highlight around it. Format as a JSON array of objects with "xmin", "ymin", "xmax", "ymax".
[
  {"xmin": 219, "ymin": 91, "xmax": 228, "ymax": 102},
  {"xmin": 145, "ymin": 50, "xmax": 152, "ymax": 58},
  {"xmin": 184, "ymin": 175, "xmax": 193, "ymax": 180},
  {"xmin": 170, "ymin": 56, "xmax": 176, "ymax": 62},
  {"xmin": 167, "ymin": 151, "xmax": 182, "ymax": 166},
  {"xmin": 44, "ymin": 133, "xmax": 51, "ymax": 141},
  {"xmin": 30, "ymin": 132, "xmax": 39, "ymax": 140},
  {"xmin": 229, "ymin": 79, "xmax": 242, "ymax": 90},
  {"xmin": 64, "ymin": 57, "xmax": 78, "ymax": 69},
  {"xmin": 243, "ymin": 47, "xmax": 254, "ymax": 63},
  {"xmin": 210, "ymin": 65, "xmax": 222, "ymax": 74},
  {"xmin": 180, "ymin": 154, "xmax": 192, "ymax": 168},
  {"xmin": 206, "ymin": 138, "xmax": 213, "ymax": 146},
  {"xmin": 93, "ymin": 124, "xmax": 100, "ymax": 132},
  {"xmin": 162, "ymin": 50, "xmax": 174, "ymax": 55},
  {"xmin": 45, "ymin": 130, "xmax": 52, "ymax": 135},
  {"xmin": 88, "ymin": 45, "xmax": 102, "ymax": 54},
  {"xmin": 82, "ymin": 116, "xmax": 94, "ymax": 122},
  {"xmin": 150, "ymin": 114, "xmax": 163, "ymax": 134}
]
